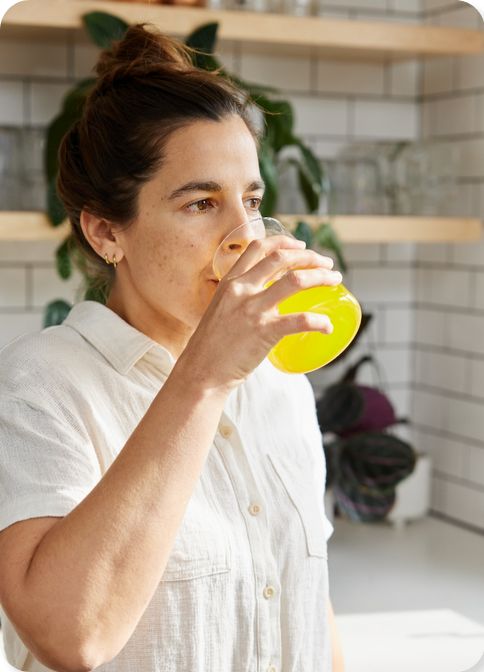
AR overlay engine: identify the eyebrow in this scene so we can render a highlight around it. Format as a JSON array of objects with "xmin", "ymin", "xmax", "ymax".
[{"xmin": 167, "ymin": 179, "xmax": 265, "ymax": 201}]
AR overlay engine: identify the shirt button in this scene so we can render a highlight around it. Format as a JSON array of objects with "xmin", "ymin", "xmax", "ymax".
[
  {"xmin": 267, "ymin": 666, "xmax": 277, "ymax": 672},
  {"xmin": 219, "ymin": 425, "xmax": 233, "ymax": 439},
  {"xmin": 248, "ymin": 503, "xmax": 261, "ymax": 516},
  {"xmin": 263, "ymin": 585, "xmax": 276, "ymax": 599}
]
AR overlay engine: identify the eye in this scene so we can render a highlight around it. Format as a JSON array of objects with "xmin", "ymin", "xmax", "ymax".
[
  {"xmin": 245, "ymin": 197, "xmax": 262, "ymax": 211},
  {"xmin": 185, "ymin": 198, "xmax": 216, "ymax": 214}
]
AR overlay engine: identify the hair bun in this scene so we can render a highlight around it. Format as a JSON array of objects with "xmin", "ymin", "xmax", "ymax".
[{"xmin": 95, "ymin": 23, "xmax": 193, "ymax": 81}]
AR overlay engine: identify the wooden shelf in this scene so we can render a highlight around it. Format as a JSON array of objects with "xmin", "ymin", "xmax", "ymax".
[
  {"xmin": 2, "ymin": 0, "xmax": 484, "ymax": 61},
  {"xmin": 282, "ymin": 215, "xmax": 483, "ymax": 243},
  {"xmin": 0, "ymin": 212, "xmax": 480, "ymax": 244}
]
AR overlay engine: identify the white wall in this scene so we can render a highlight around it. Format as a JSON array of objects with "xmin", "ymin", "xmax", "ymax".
[{"xmin": 413, "ymin": 0, "xmax": 484, "ymax": 531}]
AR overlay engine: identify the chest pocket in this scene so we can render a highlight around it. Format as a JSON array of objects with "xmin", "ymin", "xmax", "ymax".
[
  {"xmin": 160, "ymin": 483, "xmax": 231, "ymax": 582},
  {"xmin": 267, "ymin": 452, "xmax": 328, "ymax": 559}
]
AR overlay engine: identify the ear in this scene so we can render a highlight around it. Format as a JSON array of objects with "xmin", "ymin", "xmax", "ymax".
[{"xmin": 80, "ymin": 210, "xmax": 124, "ymax": 264}]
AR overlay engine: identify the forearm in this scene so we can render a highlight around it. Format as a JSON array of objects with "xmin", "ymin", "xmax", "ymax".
[
  {"xmin": 18, "ymin": 354, "xmax": 229, "ymax": 670},
  {"xmin": 328, "ymin": 599, "xmax": 345, "ymax": 672}
]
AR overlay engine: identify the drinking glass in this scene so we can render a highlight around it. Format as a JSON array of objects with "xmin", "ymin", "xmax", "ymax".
[{"xmin": 212, "ymin": 215, "xmax": 362, "ymax": 374}]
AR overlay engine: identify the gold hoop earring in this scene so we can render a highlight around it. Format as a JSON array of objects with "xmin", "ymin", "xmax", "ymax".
[{"xmin": 104, "ymin": 253, "xmax": 118, "ymax": 270}]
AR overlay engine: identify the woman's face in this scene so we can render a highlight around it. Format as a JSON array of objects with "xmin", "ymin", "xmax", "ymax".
[{"xmin": 108, "ymin": 114, "xmax": 264, "ymax": 355}]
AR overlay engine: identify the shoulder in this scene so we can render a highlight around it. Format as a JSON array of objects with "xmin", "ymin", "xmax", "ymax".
[{"xmin": 0, "ymin": 324, "xmax": 93, "ymax": 399}]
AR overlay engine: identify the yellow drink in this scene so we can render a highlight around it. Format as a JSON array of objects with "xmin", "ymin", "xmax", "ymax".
[{"xmin": 266, "ymin": 282, "xmax": 362, "ymax": 374}]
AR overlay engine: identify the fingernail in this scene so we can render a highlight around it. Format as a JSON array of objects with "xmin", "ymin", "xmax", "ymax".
[{"xmin": 295, "ymin": 240, "xmax": 306, "ymax": 247}]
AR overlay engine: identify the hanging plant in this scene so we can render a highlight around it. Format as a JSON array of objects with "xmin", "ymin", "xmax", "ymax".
[{"xmin": 316, "ymin": 355, "xmax": 416, "ymax": 522}]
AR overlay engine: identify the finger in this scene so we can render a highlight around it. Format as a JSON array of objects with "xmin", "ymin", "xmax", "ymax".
[
  {"xmin": 224, "ymin": 234, "xmax": 306, "ymax": 280},
  {"xmin": 271, "ymin": 311, "xmax": 334, "ymax": 339},
  {"xmin": 242, "ymin": 247, "xmax": 335, "ymax": 288},
  {"xmin": 259, "ymin": 267, "xmax": 343, "ymax": 310}
]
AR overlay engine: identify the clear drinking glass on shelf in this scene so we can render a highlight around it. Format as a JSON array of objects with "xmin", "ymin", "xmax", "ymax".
[
  {"xmin": 212, "ymin": 215, "xmax": 362, "ymax": 374},
  {"xmin": 0, "ymin": 127, "xmax": 22, "ymax": 211}
]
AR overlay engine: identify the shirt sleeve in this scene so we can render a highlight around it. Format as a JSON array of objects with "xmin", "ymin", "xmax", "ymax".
[{"xmin": 0, "ymin": 395, "xmax": 101, "ymax": 533}]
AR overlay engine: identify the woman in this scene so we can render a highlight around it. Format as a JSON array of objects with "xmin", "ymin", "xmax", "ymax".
[{"xmin": 0, "ymin": 25, "xmax": 344, "ymax": 672}]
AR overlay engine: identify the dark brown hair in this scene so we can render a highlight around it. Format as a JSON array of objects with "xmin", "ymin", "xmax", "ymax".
[{"xmin": 57, "ymin": 24, "xmax": 258, "ymax": 297}]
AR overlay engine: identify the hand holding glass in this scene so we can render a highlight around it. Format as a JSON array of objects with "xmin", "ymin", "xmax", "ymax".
[{"xmin": 212, "ymin": 216, "xmax": 361, "ymax": 375}]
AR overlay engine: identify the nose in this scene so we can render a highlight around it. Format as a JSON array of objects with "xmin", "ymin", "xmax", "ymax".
[
  {"xmin": 220, "ymin": 213, "xmax": 264, "ymax": 254},
  {"xmin": 213, "ymin": 213, "xmax": 265, "ymax": 280}
]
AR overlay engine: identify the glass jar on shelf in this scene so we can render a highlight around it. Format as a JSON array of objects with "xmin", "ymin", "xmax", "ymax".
[
  {"xmin": 280, "ymin": 0, "xmax": 312, "ymax": 16},
  {"xmin": 19, "ymin": 127, "xmax": 47, "ymax": 211},
  {"xmin": 0, "ymin": 126, "xmax": 47, "ymax": 212},
  {"xmin": 324, "ymin": 155, "xmax": 386, "ymax": 215},
  {"xmin": 0, "ymin": 127, "xmax": 21, "ymax": 211},
  {"xmin": 336, "ymin": 140, "xmax": 460, "ymax": 217}
]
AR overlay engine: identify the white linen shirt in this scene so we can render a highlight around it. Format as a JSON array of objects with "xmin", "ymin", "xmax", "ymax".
[{"xmin": 0, "ymin": 301, "xmax": 334, "ymax": 672}]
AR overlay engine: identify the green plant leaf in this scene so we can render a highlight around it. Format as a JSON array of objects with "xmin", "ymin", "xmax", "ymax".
[
  {"xmin": 193, "ymin": 51, "xmax": 221, "ymax": 72},
  {"xmin": 43, "ymin": 299, "xmax": 72, "ymax": 328},
  {"xmin": 45, "ymin": 110, "xmax": 78, "ymax": 182},
  {"xmin": 259, "ymin": 144, "xmax": 278, "ymax": 217},
  {"xmin": 84, "ymin": 281, "xmax": 108, "ymax": 304},
  {"xmin": 314, "ymin": 222, "xmax": 347, "ymax": 272},
  {"xmin": 283, "ymin": 156, "xmax": 319, "ymax": 214},
  {"xmin": 62, "ymin": 78, "xmax": 95, "ymax": 117},
  {"xmin": 256, "ymin": 96, "xmax": 294, "ymax": 152},
  {"xmin": 185, "ymin": 23, "xmax": 221, "ymax": 71},
  {"xmin": 55, "ymin": 237, "xmax": 72, "ymax": 280},
  {"xmin": 82, "ymin": 11, "xmax": 129, "ymax": 49},
  {"xmin": 293, "ymin": 220, "xmax": 313, "ymax": 247},
  {"xmin": 296, "ymin": 162, "xmax": 320, "ymax": 213},
  {"xmin": 186, "ymin": 22, "xmax": 218, "ymax": 55},
  {"xmin": 294, "ymin": 139, "xmax": 324, "ymax": 192},
  {"xmin": 47, "ymin": 177, "xmax": 66, "ymax": 227},
  {"xmin": 45, "ymin": 78, "xmax": 94, "ymax": 182}
]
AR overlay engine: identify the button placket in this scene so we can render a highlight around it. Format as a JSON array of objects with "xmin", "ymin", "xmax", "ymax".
[{"xmin": 214, "ymin": 412, "xmax": 280, "ymax": 668}]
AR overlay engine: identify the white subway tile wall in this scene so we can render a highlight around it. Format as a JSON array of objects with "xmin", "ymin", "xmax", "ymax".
[
  {"xmin": 0, "ymin": 37, "xmax": 69, "ymax": 78},
  {"xmin": 30, "ymin": 81, "xmax": 74, "ymax": 126},
  {"xmin": 0, "ymin": 268, "xmax": 27, "ymax": 307},
  {"xmin": 388, "ymin": 60, "xmax": 421, "ymax": 98},
  {"xmin": 422, "ymin": 58, "xmax": 455, "ymax": 97},
  {"xmin": 353, "ymin": 99, "xmax": 419, "ymax": 139},
  {"xmin": 416, "ymin": 267, "xmax": 473, "ymax": 307},
  {"xmin": 414, "ymin": 348, "xmax": 470, "ymax": 394},
  {"xmin": 0, "ymin": 80, "xmax": 24, "ymax": 125},
  {"xmin": 391, "ymin": 0, "xmax": 421, "ymax": 12},
  {"xmin": 316, "ymin": 60, "xmax": 385, "ymax": 96},
  {"xmin": 383, "ymin": 306, "xmax": 414, "ymax": 343},
  {"xmin": 31, "ymin": 266, "xmax": 84, "ymax": 308},
  {"xmin": 72, "ymin": 41, "xmax": 103, "ymax": 79},
  {"xmin": 432, "ymin": 95, "xmax": 479, "ymax": 137},
  {"xmin": 416, "ymin": 0, "xmax": 484, "ymax": 530},
  {"xmin": 435, "ymin": 5, "xmax": 481, "ymax": 30},
  {"xmin": 2, "ymin": 0, "xmax": 484, "ymax": 531},
  {"xmin": 350, "ymin": 266, "xmax": 414, "ymax": 303},
  {"xmin": 239, "ymin": 50, "xmax": 311, "ymax": 92},
  {"xmin": 289, "ymin": 94, "xmax": 349, "ymax": 136},
  {"xmin": 455, "ymin": 54, "xmax": 484, "ymax": 92}
]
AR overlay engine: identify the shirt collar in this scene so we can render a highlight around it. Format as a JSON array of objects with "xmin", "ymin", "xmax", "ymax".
[{"xmin": 63, "ymin": 301, "xmax": 176, "ymax": 375}]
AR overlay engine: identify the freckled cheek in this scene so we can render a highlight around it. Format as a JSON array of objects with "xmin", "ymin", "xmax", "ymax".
[{"xmin": 131, "ymin": 232, "xmax": 208, "ymax": 289}]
